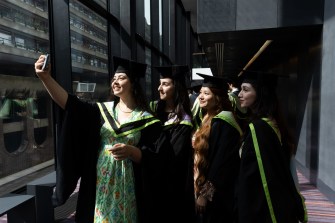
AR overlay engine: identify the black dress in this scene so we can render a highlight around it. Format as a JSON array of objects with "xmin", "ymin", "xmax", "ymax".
[
  {"xmin": 151, "ymin": 100, "xmax": 195, "ymax": 223},
  {"xmin": 52, "ymin": 95, "xmax": 164, "ymax": 223},
  {"xmin": 195, "ymin": 111, "xmax": 242, "ymax": 223},
  {"xmin": 237, "ymin": 118, "xmax": 307, "ymax": 223}
]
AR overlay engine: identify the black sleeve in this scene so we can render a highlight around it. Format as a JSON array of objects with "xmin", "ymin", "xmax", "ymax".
[
  {"xmin": 53, "ymin": 95, "xmax": 101, "ymax": 215},
  {"xmin": 206, "ymin": 119, "xmax": 241, "ymax": 191},
  {"xmin": 133, "ymin": 121, "xmax": 168, "ymax": 222},
  {"xmin": 170, "ymin": 124, "xmax": 193, "ymax": 157},
  {"xmin": 138, "ymin": 120, "xmax": 163, "ymax": 155},
  {"xmin": 238, "ymin": 120, "xmax": 307, "ymax": 223},
  {"xmin": 169, "ymin": 124, "xmax": 194, "ymax": 192}
]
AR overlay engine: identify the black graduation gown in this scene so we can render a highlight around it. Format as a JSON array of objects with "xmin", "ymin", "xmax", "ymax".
[
  {"xmin": 161, "ymin": 116, "xmax": 195, "ymax": 223},
  {"xmin": 150, "ymin": 100, "xmax": 195, "ymax": 223},
  {"xmin": 199, "ymin": 114, "xmax": 242, "ymax": 223},
  {"xmin": 237, "ymin": 119, "xmax": 307, "ymax": 223},
  {"xmin": 52, "ymin": 95, "xmax": 164, "ymax": 223}
]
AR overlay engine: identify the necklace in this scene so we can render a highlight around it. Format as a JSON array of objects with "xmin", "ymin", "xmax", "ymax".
[{"xmin": 117, "ymin": 103, "xmax": 134, "ymax": 113}]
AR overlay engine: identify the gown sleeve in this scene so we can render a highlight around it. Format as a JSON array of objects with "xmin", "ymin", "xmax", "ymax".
[
  {"xmin": 197, "ymin": 119, "xmax": 241, "ymax": 222},
  {"xmin": 168, "ymin": 124, "xmax": 195, "ymax": 222},
  {"xmin": 237, "ymin": 119, "xmax": 307, "ymax": 223},
  {"xmin": 206, "ymin": 119, "xmax": 241, "ymax": 192},
  {"xmin": 52, "ymin": 94, "xmax": 101, "ymax": 223},
  {"xmin": 131, "ymin": 120, "xmax": 167, "ymax": 222},
  {"xmin": 168, "ymin": 124, "xmax": 194, "ymax": 193}
]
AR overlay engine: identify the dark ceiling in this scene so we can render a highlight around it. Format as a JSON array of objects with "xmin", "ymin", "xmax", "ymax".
[{"xmin": 197, "ymin": 25, "xmax": 322, "ymax": 79}]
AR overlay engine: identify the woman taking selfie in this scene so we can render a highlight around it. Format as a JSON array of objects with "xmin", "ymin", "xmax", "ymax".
[{"xmin": 35, "ymin": 55, "xmax": 163, "ymax": 223}]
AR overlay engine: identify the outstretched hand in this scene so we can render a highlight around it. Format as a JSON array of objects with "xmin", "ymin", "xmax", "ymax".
[
  {"xmin": 33, "ymin": 54, "xmax": 68, "ymax": 110},
  {"xmin": 34, "ymin": 55, "xmax": 51, "ymax": 80}
]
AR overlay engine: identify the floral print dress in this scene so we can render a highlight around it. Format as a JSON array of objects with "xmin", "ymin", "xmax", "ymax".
[{"xmin": 94, "ymin": 106, "xmax": 141, "ymax": 223}]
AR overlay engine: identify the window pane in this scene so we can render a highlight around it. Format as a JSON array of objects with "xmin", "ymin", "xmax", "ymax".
[
  {"xmin": 110, "ymin": 0, "xmax": 120, "ymax": 19},
  {"xmin": 93, "ymin": 0, "xmax": 107, "ymax": 9},
  {"xmin": 120, "ymin": 0, "xmax": 131, "ymax": 35},
  {"xmin": 145, "ymin": 47, "xmax": 152, "ymax": 97},
  {"xmin": 0, "ymin": 0, "xmax": 53, "ymax": 180},
  {"xmin": 69, "ymin": 0, "xmax": 109, "ymax": 102},
  {"xmin": 159, "ymin": 0, "xmax": 162, "ymax": 50},
  {"xmin": 144, "ymin": 0, "xmax": 151, "ymax": 42}
]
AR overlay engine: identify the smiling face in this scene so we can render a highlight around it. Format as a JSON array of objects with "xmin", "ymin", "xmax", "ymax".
[
  {"xmin": 158, "ymin": 78, "xmax": 175, "ymax": 101},
  {"xmin": 197, "ymin": 87, "xmax": 217, "ymax": 111},
  {"xmin": 111, "ymin": 72, "xmax": 132, "ymax": 99},
  {"xmin": 238, "ymin": 82, "xmax": 257, "ymax": 108}
]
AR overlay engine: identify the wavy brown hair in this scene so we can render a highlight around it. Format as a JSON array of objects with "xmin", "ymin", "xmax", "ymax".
[{"xmin": 193, "ymin": 87, "xmax": 232, "ymax": 196}]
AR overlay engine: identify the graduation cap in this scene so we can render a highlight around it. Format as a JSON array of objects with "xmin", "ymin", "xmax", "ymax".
[
  {"xmin": 190, "ymin": 80, "xmax": 203, "ymax": 88},
  {"xmin": 187, "ymin": 79, "xmax": 203, "ymax": 93},
  {"xmin": 113, "ymin": 56, "xmax": 147, "ymax": 79},
  {"xmin": 154, "ymin": 65, "xmax": 190, "ymax": 80},
  {"xmin": 196, "ymin": 73, "xmax": 229, "ymax": 92},
  {"xmin": 226, "ymin": 75, "xmax": 240, "ymax": 86},
  {"xmin": 238, "ymin": 70, "xmax": 277, "ymax": 88}
]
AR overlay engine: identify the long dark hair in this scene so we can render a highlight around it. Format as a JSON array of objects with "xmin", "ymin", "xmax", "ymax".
[
  {"xmin": 112, "ymin": 75, "xmax": 151, "ymax": 113},
  {"xmin": 248, "ymin": 81, "xmax": 296, "ymax": 156},
  {"xmin": 156, "ymin": 78, "xmax": 192, "ymax": 121}
]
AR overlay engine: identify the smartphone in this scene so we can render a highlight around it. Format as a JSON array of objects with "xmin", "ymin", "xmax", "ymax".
[{"xmin": 42, "ymin": 54, "xmax": 49, "ymax": 71}]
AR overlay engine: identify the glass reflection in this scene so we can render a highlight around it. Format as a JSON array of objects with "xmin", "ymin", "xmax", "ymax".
[
  {"xmin": 69, "ymin": 0, "xmax": 109, "ymax": 102},
  {"xmin": 0, "ymin": 0, "xmax": 53, "ymax": 179},
  {"xmin": 159, "ymin": 0, "xmax": 162, "ymax": 50},
  {"xmin": 144, "ymin": 0, "xmax": 151, "ymax": 42},
  {"xmin": 93, "ymin": 0, "xmax": 107, "ymax": 9},
  {"xmin": 145, "ymin": 47, "xmax": 152, "ymax": 97}
]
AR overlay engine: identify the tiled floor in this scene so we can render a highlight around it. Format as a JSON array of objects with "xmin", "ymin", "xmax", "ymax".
[
  {"xmin": 298, "ymin": 172, "xmax": 335, "ymax": 223},
  {"xmin": 1, "ymin": 171, "xmax": 335, "ymax": 222}
]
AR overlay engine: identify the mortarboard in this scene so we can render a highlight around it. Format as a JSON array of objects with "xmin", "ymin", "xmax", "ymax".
[
  {"xmin": 190, "ymin": 79, "xmax": 203, "ymax": 88},
  {"xmin": 113, "ymin": 56, "xmax": 147, "ymax": 79},
  {"xmin": 154, "ymin": 65, "xmax": 190, "ymax": 80},
  {"xmin": 226, "ymin": 75, "xmax": 240, "ymax": 85},
  {"xmin": 196, "ymin": 73, "xmax": 229, "ymax": 92},
  {"xmin": 187, "ymin": 79, "xmax": 203, "ymax": 90},
  {"xmin": 238, "ymin": 70, "xmax": 277, "ymax": 88}
]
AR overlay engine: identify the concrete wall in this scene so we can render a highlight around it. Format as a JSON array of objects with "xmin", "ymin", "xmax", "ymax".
[
  {"xmin": 197, "ymin": 0, "xmax": 324, "ymax": 32},
  {"xmin": 318, "ymin": 0, "xmax": 335, "ymax": 202}
]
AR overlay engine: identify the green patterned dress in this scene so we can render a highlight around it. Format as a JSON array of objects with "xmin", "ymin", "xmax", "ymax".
[{"xmin": 94, "ymin": 103, "xmax": 141, "ymax": 223}]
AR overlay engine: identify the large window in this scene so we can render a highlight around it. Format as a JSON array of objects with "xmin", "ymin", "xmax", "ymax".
[
  {"xmin": 0, "ymin": 0, "xmax": 53, "ymax": 184},
  {"xmin": 0, "ymin": 0, "xmax": 198, "ymax": 194},
  {"xmin": 69, "ymin": 0, "xmax": 109, "ymax": 102}
]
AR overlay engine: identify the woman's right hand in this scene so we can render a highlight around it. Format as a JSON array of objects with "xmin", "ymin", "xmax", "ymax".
[
  {"xmin": 34, "ymin": 55, "xmax": 51, "ymax": 80},
  {"xmin": 33, "ymin": 54, "xmax": 68, "ymax": 109}
]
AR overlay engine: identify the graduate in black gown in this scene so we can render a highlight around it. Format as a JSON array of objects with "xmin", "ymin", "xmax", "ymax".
[
  {"xmin": 34, "ymin": 55, "xmax": 164, "ymax": 223},
  {"xmin": 150, "ymin": 65, "xmax": 195, "ymax": 223},
  {"xmin": 192, "ymin": 73, "xmax": 243, "ymax": 223},
  {"xmin": 236, "ymin": 71, "xmax": 308, "ymax": 223}
]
